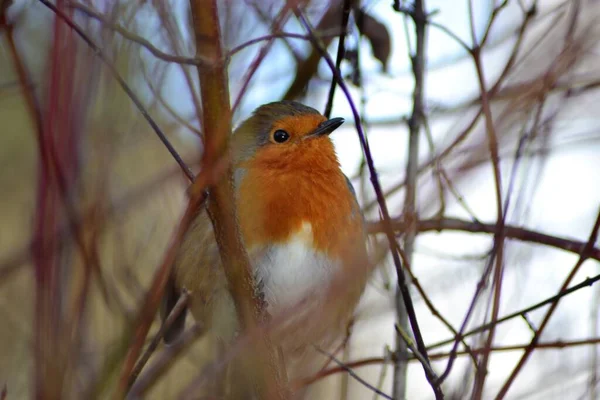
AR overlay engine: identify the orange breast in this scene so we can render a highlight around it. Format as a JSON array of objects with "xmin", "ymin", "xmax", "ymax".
[{"xmin": 236, "ymin": 138, "xmax": 363, "ymax": 261}]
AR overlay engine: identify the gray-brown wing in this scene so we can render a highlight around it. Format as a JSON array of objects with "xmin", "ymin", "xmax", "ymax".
[{"xmin": 161, "ymin": 209, "xmax": 223, "ymax": 343}]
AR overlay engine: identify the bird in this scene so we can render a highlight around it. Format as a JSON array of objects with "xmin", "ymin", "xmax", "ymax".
[{"xmin": 161, "ymin": 100, "xmax": 371, "ymax": 397}]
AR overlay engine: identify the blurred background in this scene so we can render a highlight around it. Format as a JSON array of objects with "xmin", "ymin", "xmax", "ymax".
[{"xmin": 1, "ymin": 0, "xmax": 600, "ymax": 399}]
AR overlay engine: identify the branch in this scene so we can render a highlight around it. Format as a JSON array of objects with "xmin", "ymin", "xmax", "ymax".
[
  {"xmin": 189, "ymin": 1, "xmax": 288, "ymax": 398},
  {"xmin": 366, "ymin": 217, "xmax": 600, "ymax": 262},
  {"xmin": 395, "ymin": 324, "xmax": 440, "ymax": 384},
  {"xmin": 315, "ymin": 348, "xmax": 393, "ymax": 400},
  {"xmin": 469, "ymin": 3, "xmax": 509, "ymax": 394},
  {"xmin": 231, "ymin": 3, "xmax": 294, "ymax": 113},
  {"xmin": 393, "ymin": 0, "xmax": 444, "ymax": 398},
  {"xmin": 228, "ymin": 30, "xmax": 343, "ymax": 58},
  {"xmin": 306, "ymin": 336, "xmax": 600, "ymax": 384}
]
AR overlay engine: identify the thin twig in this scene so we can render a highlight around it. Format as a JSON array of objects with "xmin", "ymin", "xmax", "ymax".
[
  {"xmin": 152, "ymin": 0, "xmax": 204, "ymax": 139},
  {"xmin": 395, "ymin": 324, "xmax": 440, "ymax": 383},
  {"xmin": 231, "ymin": 3, "xmax": 294, "ymax": 113},
  {"xmin": 469, "ymin": 6, "xmax": 507, "ymax": 395},
  {"xmin": 395, "ymin": 245, "xmax": 479, "ymax": 368},
  {"xmin": 393, "ymin": 0, "xmax": 444, "ymax": 398},
  {"xmin": 283, "ymin": 0, "xmax": 345, "ymax": 100},
  {"xmin": 228, "ymin": 30, "xmax": 342, "ymax": 58},
  {"xmin": 315, "ymin": 348, "xmax": 393, "ymax": 400},
  {"xmin": 307, "ymin": 336, "xmax": 600, "ymax": 384}
]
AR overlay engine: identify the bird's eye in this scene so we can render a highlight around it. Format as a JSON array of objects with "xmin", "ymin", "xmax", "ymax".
[{"xmin": 272, "ymin": 129, "xmax": 290, "ymax": 143}]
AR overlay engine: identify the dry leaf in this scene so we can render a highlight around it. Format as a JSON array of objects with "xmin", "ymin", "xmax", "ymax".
[{"xmin": 355, "ymin": 8, "xmax": 391, "ymax": 72}]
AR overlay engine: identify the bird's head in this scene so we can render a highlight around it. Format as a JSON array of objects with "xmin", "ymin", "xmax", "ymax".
[{"xmin": 232, "ymin": 101, "xmax": 345, "ymax": 171}]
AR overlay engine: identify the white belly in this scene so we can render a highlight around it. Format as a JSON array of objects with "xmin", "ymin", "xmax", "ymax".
[{"xmin": 251, "ymin": 222, "xmax": 340, "ymax": 312}]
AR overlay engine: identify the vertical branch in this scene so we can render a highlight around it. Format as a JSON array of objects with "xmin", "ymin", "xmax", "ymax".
[
  {"xmin": 469, "ymin": 3, "xmax": 507, "ymax": 397},
  {"xmin": 32, "ymin": 1, "xmax": 79, "ymax": 396},
  {"xmin": 394, "ymin": 1, "xmax": 433, "ymax": 399},
  {"xmin": 189, "ymin": 1, "xmax": 288, "ymax": 399}
]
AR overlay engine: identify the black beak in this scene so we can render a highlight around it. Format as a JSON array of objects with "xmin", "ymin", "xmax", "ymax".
[{"xmin": 307, "ymin": 117, "xmax": 345, "ymax": 138}]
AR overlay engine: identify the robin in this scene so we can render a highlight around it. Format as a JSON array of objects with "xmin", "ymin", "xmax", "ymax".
[{"xmin": 161, "ymin": 100, "xmax": 370, "ymax": 395}]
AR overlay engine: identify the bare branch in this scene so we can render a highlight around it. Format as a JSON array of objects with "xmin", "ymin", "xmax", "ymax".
[
  {"xmin": 315, "ymin": 348, "xmax": 393, "ymax": 400},
  {"xmin": 367, "ymin": 217, "xmax": 600, "ymax": 267},
  {"xmin": 189, "ymin": 1, "xmax": 289, "ymax": 398}
]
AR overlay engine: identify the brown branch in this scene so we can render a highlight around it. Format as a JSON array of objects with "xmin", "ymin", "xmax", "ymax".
[
  {"xmin": 152, "ymin": 0, "xmax": 204, "ymax": 139},
  {"xmin": 467, "ymin": 3, "xmax": 509, "ymax": 394},
  {"xmin": 189, "ymin": 1, "xmax": 288, "ymax": 399},
  {"xmin": 305, "ymin": 336, "xmax": 600, "ymax": 384},
  {"xmin": 228, "ymin": 30, "xmax": 343, "ymax": 58},
  {"xmin": 394, "ymin": 0, "xmax": 443, "ymax": 398},
  {"xmin": 70, "ymin": 0, "xmax": 339, "ymax": 71},
  {"xmin": 366, "ymin": 217, "xmax": 600, "ymax": 262},
  {"xmin": 315, "ymin": 348, "xmax": 393, "ymax": 400}
]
